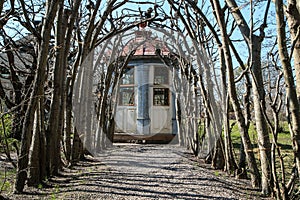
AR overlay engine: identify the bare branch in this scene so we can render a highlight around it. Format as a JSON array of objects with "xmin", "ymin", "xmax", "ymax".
[{"xmin": 289, "ymin": 25, "xmax": 300, "ymax": 61}]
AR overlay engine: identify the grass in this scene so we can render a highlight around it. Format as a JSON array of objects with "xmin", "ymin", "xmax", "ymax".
[
  {"xmin": 0, "ymin": 168, "xmax": 16, "ymax": 193},
  {"xmin": 231, "ymin": 122, "xmax": 259, "ymax": 149},
  {"xmin": 230, "ymin": 120, "xmax": 292, "ymax": 150},
  {"xmin": 0, "ymin": 114, "xmax": 11, "ymax": 138},
  {"xmin": 230, "ymin": 120, "xmax": 295, "ymax": 181},
  {"xmin": 0, "ymin": 114, "xmax": 17, "ymax": 195},
  {"xmin": 1, "ymin": 180, "xmax": 11, "ymax": 192},
  {"xmin": 229, "ymin": 120, "xmax": 300, "ymax": 198},
  {"xmin": 214, "ymin": 171, "xmax": 220, "ymax": 176}
]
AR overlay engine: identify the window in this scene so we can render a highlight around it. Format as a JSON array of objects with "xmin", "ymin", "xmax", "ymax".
[
  {"xmin": 119, "ymin": 87, "xmax": 134, "ymax": 106},
  {"xmin": 0, "ymin": 65, "xmax": 10, "ymax": 78},
  {"xmin": 153, "ymin": 88, "xmax": 169, "ymax": 106},
  {"xmin": 154, "ymin": 66, "xmax": 169, "ymax": 85},
  {"xmin": 120, "ymin": 67, "xmax": 134, "ymax": 85},
  {"xmin": 119, "ymin": 67, "xmax": 134, "ymax": 106}
]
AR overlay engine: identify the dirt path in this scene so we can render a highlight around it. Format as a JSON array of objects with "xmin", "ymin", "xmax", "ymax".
[{"xmin": 9, "ymin": 144, "xmax": 270, "ymax": 200}]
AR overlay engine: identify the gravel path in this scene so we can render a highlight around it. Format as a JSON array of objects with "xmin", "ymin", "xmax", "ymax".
[{"xmin": 10, "ymin": 144, "xmax": 271, "ymax": 200}]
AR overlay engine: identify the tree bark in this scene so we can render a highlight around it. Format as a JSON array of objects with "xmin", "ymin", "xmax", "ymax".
[
  {"xmin": 220, "ymin": 48, "xmax": 237, "ymax": 173},
  {"xmin": 71, "ymin": 128, "xmax": 84, "ymax": 165},
  {"xmin": 286, "ymin": 0, "xmax": 300, "ymax": 100},
  {"xmin": 63, "ymin": 0, "xmax": 81, "ymax": 164},
  {"xmin": 251, "ymin": 35, "xmax": 272, "ymax": 195},
  {"xmin": 275, "ymin": 0, "xmax": 300, "ymax": 178},
  {"xmin": 14, "ymin": 0, "xmax": 59, "ymax": 193},
  {"xmin": 27, "ymin": 102, "xmax": 42, "ymax": 186},
  {"xmin": 211, "ymin": 0, "xmax": 260, "ymax": 187},
  {"xmin": 224, "ymin": 0, "xmax": 272, "ymax": 194},
  {"xmin": 46, "ymin": 1, "xmax": 65, "ymax": 176}
]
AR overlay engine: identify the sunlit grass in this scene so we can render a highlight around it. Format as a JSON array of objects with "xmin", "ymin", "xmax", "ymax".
[{"xmin": 230, "ymin": 120, "xmax": 294, "ymax": 181}]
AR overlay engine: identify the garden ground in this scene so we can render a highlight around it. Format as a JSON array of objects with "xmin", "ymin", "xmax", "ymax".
[{"xmin": 1, "ymin": 144, "xmax": 274, "ymax": 200}]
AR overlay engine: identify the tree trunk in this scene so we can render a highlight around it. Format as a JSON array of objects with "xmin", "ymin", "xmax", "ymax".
[
  {"xmin": 211, "ymin": 0, "xmax": 260, "ymax": 187},
  {"xmin": 204, "ymin": 111, "xmax": 213, "ymax": 163},
  {"xmin": 65, "ymin": 83, "xmax": 72, "ymax": 163},
  {"xmin": 14, "ymin": 0, "xmax": 59, "ymax": 193},
  {"xmin": 236, "ymin": 139, "xmax": 247, "ymax": 179},
  {"xmin": 286, "ymin": 0, "xmax": 300, "ymax": 100},
  {"xmin": 275, "ymin": 0, "xmax": 300, "ymax": 178},
  {"xmin": 223, "ymin": 95, "xmax": 237, "ymax": 173},
  {"xmin": 71, "ymin": 128, "xmax": 84, "ymax": 165},
  {"xmin": 73, "ymin": 56, "xmax": 90, "ymax": 155},
  {"xmin": 83, "ymin": 53, "xmax": 94, "ymax": 153},
  {"xmin": 27, "ymin": 110, "xmax": 40, "ymax": 186},
  {"xmin": 173, "ymin": 67, "xmax": 184, "ymax": 146},
  {"xmin": 224, "ymin": 0, "xmax": 271, "ymax": 194},
  {"xmin": 62, "ymin": 0, "xmax": 81, "ymax": 165},
  {"xmin": 251, "ymin": 35, "xmax": 272, "ymax": 195},
  {"xmin": 212, "ymin": 138, "xmax": 225, "ymax": 170},
  {"xmin": 220, "ymin": 47, "xmax": 237, "ymax": 173},
  {"xmin": 46, "ymin": 4, "xmax": 63, "ymax": 176},
  {"xmin": 39, "ymin": 98, "xmax": 47, "ymax": 182}
]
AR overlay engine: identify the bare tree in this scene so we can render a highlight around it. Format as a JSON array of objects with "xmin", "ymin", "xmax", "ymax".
[
  {"xmin": 275, "ymin": 0, "xmax": 300, "ymax": 187},
  {"xmin": 14, "ymin": 0, "xmax": 59, "ymax": 193},
  {"xmin": 285, "ymin": 0, "xmax": 300, "ymax": 101},
  {"xmin": 223, "ymin": 0, "xmax": 273, "ymax": 194},
  {"xmin": 0, "ymin": 0, "xmax": 298, "ymax": 197},
  {"xmin": 208, "ymin": 0, "xmax": 261, "ymax": 188}
]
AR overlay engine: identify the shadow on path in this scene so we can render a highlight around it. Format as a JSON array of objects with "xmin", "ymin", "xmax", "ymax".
[{"xmin": 11, "ymin": 144, "xmax": 271, "ymax": 200}]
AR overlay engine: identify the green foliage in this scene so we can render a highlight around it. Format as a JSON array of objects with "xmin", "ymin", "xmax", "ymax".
[
  {"xmin": 50, "ymin": 184, "xmax": 60, "ymax": 200},
  {"xmin": 38, "ymin": 183, "xmax": 43, "ymax": 189},
  {"xmin": 0, "ymin": 114, "xmax": 16, "ymax": 152},
  {"xmin": 1, "ymin": 181, "xmax": 11, "ymax": 192},
  {"xmin": 0, "ymin": 108, "xmax": 16, "ymax": 194},
  {"xmin": 0, "ymin": 168, "xmax": 15, "ymax": 193},
  {"xmin": 51, "ymin": 193, "xmax": 57, "ymax": 200},
  {"xmin": 54, "ymin": 184, "xmax": 60, "ymax": 193},
  {"xmin": 0, "ymin": 114, "xmax": 11, "ymax": 137},
  {"xmin": 214, "ymin": 171, "xmax": 219, "ymax": 176}
]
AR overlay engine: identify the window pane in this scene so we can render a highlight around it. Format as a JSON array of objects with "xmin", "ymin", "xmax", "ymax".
[
  {"xmin": 153, "ymin": 88, "xmax": 169, "ymax": 106},
  {"xmin": 120, "ymin": 67, "xmax": 134, "ymax": 85},
  {"xmin": 119, "ymin": 87, "xmax": 134, "ymax": 106},
  {"xmin": 154, "ymin": 66, "xmax": 169, "ymax": 85}
]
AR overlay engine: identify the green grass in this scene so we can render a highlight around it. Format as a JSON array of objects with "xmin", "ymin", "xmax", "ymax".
[
  {"xmin": 230, "ymin": 120, "xmax": 292, "ymax": 149},
  {"xmin": 230, "ymin": 120, "xmax": 294, "ymax": 181},
  {"xmin": 0, "ymin": 180, "xmax": 11, "ymax": 192},
  {"xmin": 231, "ymin": 122, "xmax": 261, "ymax": 146},
  {"xmin": 0, "ymin": 168, "xmax": 16, "ymax": 193},
  {"xmin": 0, "ymin": 113, "xmax": 17, "ymax": 152},
  {"xmin": 214, "ymin": 171, "xmax": 220, "ymax": 176},
  {"xmin": 0, "ymin": 114, "xmax": 16, "ymax": 194},
  {"xmin": 0, "ymin": 114, "xmax": 12, "ymax": 138}
]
